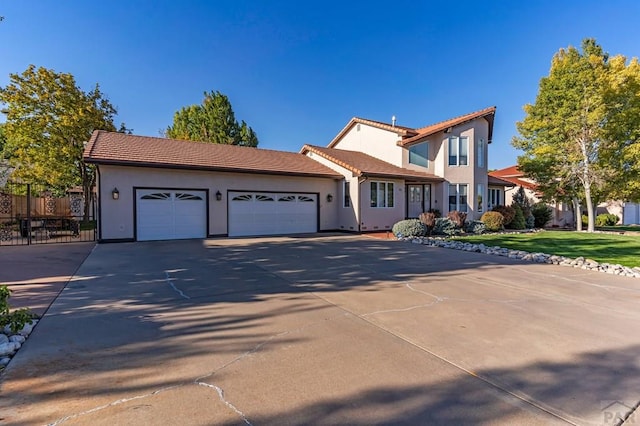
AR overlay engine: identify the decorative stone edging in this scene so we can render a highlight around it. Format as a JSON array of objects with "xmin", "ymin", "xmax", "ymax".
[
  {"xmin": 0, "ymin": 320, "xmax": 38, "ymax": 369},
  {"xmin": 401, "ymin": 236, "xmax": 640, "ymax": 279}
]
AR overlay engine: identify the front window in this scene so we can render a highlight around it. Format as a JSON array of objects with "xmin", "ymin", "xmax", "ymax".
[
  {"xmin": 477, "ymin": 184, "xmax": 484, "ymax": 212},
  {"xmin": 488, "ymin": 188, "xmax": 502, "ymax": 210},
  {"xmin": 409, "ymin": 142, "xmax": 429, "ymax": 168},
  {"xmin": 478, "ymin": 139, "xmax": 485, "ymax": 168},
  {"xmin": 343, "ymin": 180, "xmax": 350, "ymax": 208},
  {"xmin": 448, "ymin": 184, "xmax": 468, "ymax": 212},
  {"xmin": 370, "ymin": 181, "xmax": 394, "ymax": 208},
  {"xmin": 448, "ymin": 136, "xmax": 469, "ymax": 166}
]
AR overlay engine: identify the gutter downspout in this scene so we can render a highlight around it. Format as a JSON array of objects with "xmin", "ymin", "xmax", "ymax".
[{"xmin": 358, "ymin": 175, "xmax": 367, "ymax": 232}]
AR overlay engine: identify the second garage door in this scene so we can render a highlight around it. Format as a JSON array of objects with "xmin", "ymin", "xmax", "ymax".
[{"xmin": 228, "ymin": 192, "xmax": 317, "ymax": 237}]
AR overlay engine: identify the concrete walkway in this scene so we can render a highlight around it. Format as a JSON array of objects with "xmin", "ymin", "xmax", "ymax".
[
  {"xmin": 0, "ymin": 242, "xmax": 95, "ymax": 316},
  {"xmin": 1, "ymin": 235, "xmax": 639, "ymax": 425}
]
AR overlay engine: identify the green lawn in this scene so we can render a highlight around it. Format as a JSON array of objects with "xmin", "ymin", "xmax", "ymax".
[{"xmin": 454, "ymin": 231, "xmax": 640, "ymax": 268}]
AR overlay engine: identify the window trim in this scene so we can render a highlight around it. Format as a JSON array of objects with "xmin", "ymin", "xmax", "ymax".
[
  {"xmin": 448, "ymin": 183, "xmax": 468, "ymax": 213},
  {"xmin": 343, "ymin": 180, "xmax": 351, "ymax": 208},
  {"xmin": 448, "ymin": 136, "xmax": 469, "ymax": 166},
  {"xmin": 370, "ymin": 181, "xmax": 395, "ymax": 208},
  {"xmin": 488, "ymin": 188, "xmax": 502, "ymax": 210},
  {"xmin": 408, "ymin": 142, "xmax": 429, "ymax": 168}
]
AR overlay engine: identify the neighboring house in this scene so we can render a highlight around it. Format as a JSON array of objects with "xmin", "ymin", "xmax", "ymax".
[
  {"xmin": 489, "ymin": 165, "xmax": 640, "ymax": 226},
  {"xmin": 84, "ymin": 106, "xmax": 508, "ymax": 242}
]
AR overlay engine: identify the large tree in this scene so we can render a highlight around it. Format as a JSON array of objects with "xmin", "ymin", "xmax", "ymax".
[
  {"xmin": 0, "ymin": 65, "xmax": 122, "ymax": 220},
  {"xmin": 166, "ymin": 90, "xmax": 259, "ymax": 147},
  {"xmin": 513, "ymin": 39, "xmax": 640, "ymax": 232}
]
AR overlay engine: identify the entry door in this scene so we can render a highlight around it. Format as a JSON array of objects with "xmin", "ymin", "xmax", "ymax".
[
  {"xmin": 407, "ymin": 184, "xmax": 432, "ymax": 218},
  {"xmin": 407, "ymin": 185, "xmax": 423, "ymax": 218}
]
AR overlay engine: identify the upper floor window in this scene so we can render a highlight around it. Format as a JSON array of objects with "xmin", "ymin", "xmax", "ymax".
[
  {"xmin": 370, "ymin": 181, "xmax": 394, "ymax": 208},
  {"xmin": 477, "ymin": 138, "xmax": 485, "ymax": 168},
  {"xmin": 448, "ymin": 136, "xmax": 468, "ymax": 166},
  {"xmin": 343, "ymin": 180, "xmax": 351, "ymax": 208},
  {"xmin": 448, "ymin": 183, "xmax": 468, "ymax": 212},
  {"xmin": 408, "ymin": 142, "xmax": 429, "ymax": 168}
]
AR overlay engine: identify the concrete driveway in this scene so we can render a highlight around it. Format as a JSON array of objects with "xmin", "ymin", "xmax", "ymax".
[{"xmin": 1, "ymin": 235, "xmax": 639, "ymax": 425}]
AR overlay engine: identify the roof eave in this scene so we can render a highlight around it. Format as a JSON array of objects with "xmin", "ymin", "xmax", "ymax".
[{"xmin": 84, "ymin": 158, "xmax": 343, "ymax": 180}]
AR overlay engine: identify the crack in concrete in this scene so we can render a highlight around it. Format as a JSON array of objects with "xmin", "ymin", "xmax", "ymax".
[
  {"xmin": 197, "ymin": 382, "xmax": 253, "ymax": 425},
  {"xmin": 361, "ymin": 281, "xmax": 531, "ymax": 317},
  {"xmin": 164, "ymin": 270, "xmax": 191, "ymax": 299},
  {"xmin": 47, "ymin": 384, "xmax": 184, "ymax": 425},
  {"xmin": 48, "ymin": 313, "xmax": 347, "ymax": 425}
]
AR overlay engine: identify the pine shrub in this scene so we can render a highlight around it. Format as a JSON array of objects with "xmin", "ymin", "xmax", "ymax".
[
  {"xmin": 531, "ymin": 203, "xmax": 552, "ymax": 228},
  {"xmin": 508, "ymin": 204, "xmax": 526, "ymax": 230}
]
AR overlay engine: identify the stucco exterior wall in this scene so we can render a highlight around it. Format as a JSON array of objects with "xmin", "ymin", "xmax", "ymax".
[
  {"xmin": 332, "ymin": 124, "xmax": 403, "ymax": 167},
  {"xmin": 98, "ymin": 165, "xmax": 339, "ymax": 240},
  {"xmin": 304, "ymin": 151, "xmax": 360, "ymax": 231},
  {"xmin": 433, "ymin": 118, "xmax": 490, "ymax": 220},
  {"xmin": 359, "ymin": 178, "xmax": 406, "ymax": 231}
]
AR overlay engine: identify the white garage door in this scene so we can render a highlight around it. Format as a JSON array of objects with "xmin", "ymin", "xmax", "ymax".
[
  {"xmin": 136, "ymin": 189, "xmax": 207, "ymax": 241},
  {"xmin": 228, "ymin": 192, "xmax": 317, "ymax": 237}
]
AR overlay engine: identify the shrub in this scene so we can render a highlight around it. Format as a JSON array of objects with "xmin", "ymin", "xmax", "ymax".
[
  {"xmin": 427, "ymin": 208, "xmax": 442, "ymax": 218},
  {"xmin": 596, "ymin": 213, "xmax": 619, "ymax": 227},
  {"xmin": 433, "ymin": 217, "xmax": 460, "ymax": 236},
  {"xmin": 464, "ymin": 220, "xmax": 486, "ymax": 234},
  {"xmin": 526, "ymin": 213, "xmax": 535, "ymax": 229},
  {"xmin": 447, "ymin": 210, "xmax": 467, "ymax": 229},
  {"xmin": 512, "ymin": 186, "xmax": 532, "ymax": 217},
  {"xmin": 508, "ymin": 204, "xmax": 526, "ymax": 230},
  {"xmin": 582, "ymin": 214, "xmax": 589, "ymax": 227},
  {"xmin": 481, "ymin": 211, "xmax": 504, "ymax": 232},
  {"xmin": 419, "ymin": 212, "xmax": 436, "ymax": 236},
  {"xmin": 0, "ymin": 285, "xmax": 35, "ymax": 334},
  {"xmin": 492, "ymin": 205, "xmax": 515, "ymax": 226},
  {"xmin": 531, "ymin": 203, "xmax": 552, "ymax": 228},
  {"xmin": 392, "ymin": 219, "xmax": 427, "ymax": 238}
]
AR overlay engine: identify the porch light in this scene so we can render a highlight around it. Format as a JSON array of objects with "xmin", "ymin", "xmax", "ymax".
[
  {"xmin": 112, "ymin": 188, "xmax": 119, "ymax": 200},
  {"xmin": 216, "ymin": 190, "xmax": 222, "ymax": 201},
  {"xmin": 327, "ymin": 194, "xmax": 333, "ymax": 202}
]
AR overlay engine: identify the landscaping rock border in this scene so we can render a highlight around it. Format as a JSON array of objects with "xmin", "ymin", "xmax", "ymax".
[
  {"xmin": 0, "ymin": 320, "xmax": 38, "ymax": 369},
  {"xmin": 403, "ymin": 236, "xmax": 640, "ymax": 279}
]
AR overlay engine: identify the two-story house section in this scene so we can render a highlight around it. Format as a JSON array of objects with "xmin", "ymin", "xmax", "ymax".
[{"xmin": 301, "ymin": 106, "xmax": 498, "ymax": 232}]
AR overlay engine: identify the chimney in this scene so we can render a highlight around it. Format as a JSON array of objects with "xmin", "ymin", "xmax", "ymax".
[{"xmin": 392, "ymin": 115, "xmax": 396, "ymax": 127}]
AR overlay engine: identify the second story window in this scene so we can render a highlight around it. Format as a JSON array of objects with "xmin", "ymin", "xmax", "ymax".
[
  {"xmin": 448, "ymin": 136, "xmax": 468, "ymax": 166},
  {"xmin": 477, "ymin": 138, "xmax": 485, "ymax": 168},
  {"xmin": 409, "ymin": 142, "xmax": 429, "ymax": 168}
]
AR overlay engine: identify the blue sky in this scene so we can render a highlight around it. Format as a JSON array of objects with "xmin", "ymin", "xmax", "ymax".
[{"xmin": 1, "ymin": 1, "xmax": 639, "ymax": 169}]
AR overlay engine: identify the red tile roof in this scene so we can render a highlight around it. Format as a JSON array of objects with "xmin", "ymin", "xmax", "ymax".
[
  {"xmin": 489, "ymin": 166, "xmax": 537, "ymax": 191},
  {"xmin": 327, "ymin": 117, "xmax": 418, "ymax": 148},
  {"xmin": 327, "ymin": 107, "xmax": 497, "ymax": 149},
  {"xmin": 83, "ymin": 131, "xmax": 343, "ymax": 179},
  {"xmin": 398, "ymin": 106, "xmax": 497, "ymax": 147},
  {"xmin": 301, "ymin": 145, "xmax": 443, "ymax": 182}
]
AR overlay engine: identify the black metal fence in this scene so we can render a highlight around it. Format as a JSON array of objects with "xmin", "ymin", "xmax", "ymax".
[{"xmin": 0, "ymin": 182, "xmax": 96, "ymax": 245}]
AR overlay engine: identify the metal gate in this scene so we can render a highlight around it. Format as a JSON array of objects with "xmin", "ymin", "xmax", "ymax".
[{"xmin": 0, "ymin": 182, "xmax": 96, "ymax": 245}]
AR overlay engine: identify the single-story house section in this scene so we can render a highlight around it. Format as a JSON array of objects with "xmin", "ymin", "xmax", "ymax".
[{"xmin": 83, "ymin": 131, "xmax": 343, "ymax": 241}]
